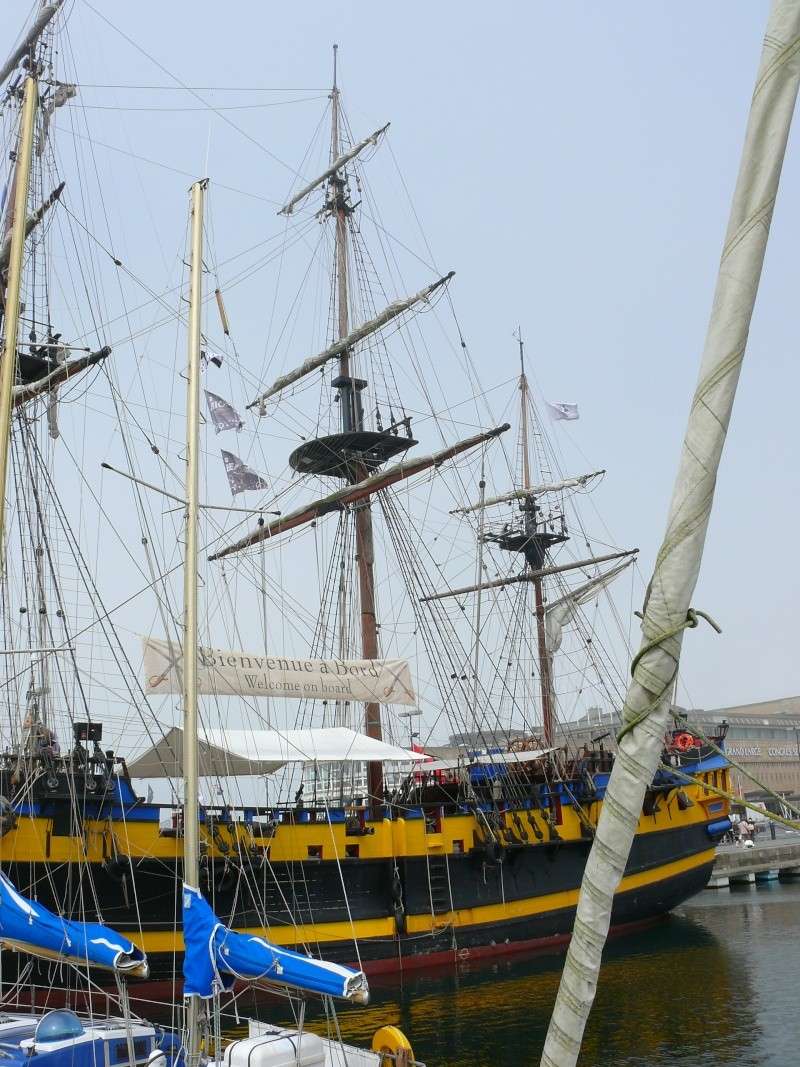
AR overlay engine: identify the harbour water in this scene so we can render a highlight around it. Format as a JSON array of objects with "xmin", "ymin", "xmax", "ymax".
[{"xmin": 246, "ymin": 882, "xmax": 800, "ymax": 1066}]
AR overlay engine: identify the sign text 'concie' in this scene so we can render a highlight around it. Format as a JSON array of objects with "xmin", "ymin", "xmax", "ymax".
[
  {"xmin": 142, "ymin": 637, "xmax": 416, "ymax": 706},
  {"xmin": 727, "ymin": 744, "xmax": 799, "ymax": 760}
]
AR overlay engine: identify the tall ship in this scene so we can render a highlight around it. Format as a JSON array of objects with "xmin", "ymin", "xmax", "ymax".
[{"xmin": 0, "ymin": 4, "xmax": 732, "ymax": 987}]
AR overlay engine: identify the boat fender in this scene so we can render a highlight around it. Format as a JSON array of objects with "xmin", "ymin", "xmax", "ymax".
[
  {"xmin": 392, "ymin": 900, "xmax": 406, "ymax": 935},
  {"xmin": 372, "ymin": 1025, "xmax": 414, "ymax": 1067},
  {"xmin": 485, "ymin": 839, "xmax": 504, "ymax": 864},
  {"xmin": 0, "ymin": 796, "xmax": 16, "ymax": 836},
  {"xmin": 526, "ymin": 812, "xmax": 544, "ymax": 841},
  {"xmin": 391, "ymin": 870, "xmax": 403, "ymax": 903},
  {"xmin": 216, "ymin": 861, "xmax": 238, "ymax": 893},
  {"xmin": 707, "ymin": 817, "xmax": 732, "ymax": 839},
  {"xmin": 501, "ymin": 825, "xmax": 518, "ymax": 846},
  {"xmin": 511, "ymin": 812, "xmax": 529, "ymax": 842},
  {"xmin": 102, "ymin": 854, "xmax": 130, "ymax": 882}
]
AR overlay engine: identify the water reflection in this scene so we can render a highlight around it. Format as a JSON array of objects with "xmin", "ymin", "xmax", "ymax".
[{"xmin": 231, "ymin": 883, "xmax": 800, "ymax": 1066}]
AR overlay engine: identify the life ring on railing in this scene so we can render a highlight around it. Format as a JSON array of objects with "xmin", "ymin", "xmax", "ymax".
[
  {"xmin": 372, "ymin": 1026, "xmax": 414, "ymax": 1067},
  {"xmin": 673, "ymin": 732, "xmax": 696, "ymax": 752}
]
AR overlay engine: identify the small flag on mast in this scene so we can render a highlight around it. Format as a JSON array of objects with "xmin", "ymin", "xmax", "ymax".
[
  {"xmin": 201, "ymin": 348, "xmax": 223, "ymax": 369},
  {"xmin": 546, "ymin": 401, "xmax": 579, "ymax": 421},
  {"xmin": 221, "ymin": 450, "xmax": 269, "ymax": 495},
  {"xmin": 205, "ymin": 390, "xmax": 243, "ymax": 434}
]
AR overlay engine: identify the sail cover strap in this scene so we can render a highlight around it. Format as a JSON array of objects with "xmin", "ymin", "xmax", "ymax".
[
  {"xmin": 0, "ymin": 872, "xmax": 148, "ymax": 977},
  {"xmin": 182, "ymin": 884, "xmax": 369, "ymax": 1003}
]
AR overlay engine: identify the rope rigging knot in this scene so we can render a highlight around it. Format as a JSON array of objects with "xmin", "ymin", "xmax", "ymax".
[
  {"xmin": 617, "ymin": 607, "xmax": 722, "ymax": 744},
  {"xmin": 629, "ymin": 607, "xmax": 722, "ymax": 679}
]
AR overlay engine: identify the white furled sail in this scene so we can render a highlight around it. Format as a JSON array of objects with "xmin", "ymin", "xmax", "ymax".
[
  {"xmin": 142, "ymin": 636, "xmax": 417, "ymax": 706},
  {"xmin": 249, "ymin": 271, "xmax": 455, "ymax": 408},
  {"xmin": 0, "ymin": 2, "xmax": 61, "ymax": 86},
  {"xmin": 541, "ymin": 3, "xmax": 800, "ymax": 1064},
  {"xmin": 451, "ymin": 470, "xmax": 605, "ymax": 515},
  {"xmin": 544, "ymin": 557, "xmax": 636, "ymax": 657},
  {"xmin": 278, "ymin": 122, "xmax": 390, "ymax": 216},
  {"xmin": 0, "ymin": 182, "xmax": 64, "ymax": 272}
]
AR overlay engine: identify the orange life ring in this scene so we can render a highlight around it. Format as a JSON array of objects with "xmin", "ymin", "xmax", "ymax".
[{"xmin": 673, "ymin": 732, "xmax": 696, "ymax": 751}]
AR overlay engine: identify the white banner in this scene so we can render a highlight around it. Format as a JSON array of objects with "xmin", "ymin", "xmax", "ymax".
[{"xmin": 142, "ymin": 637, "xmax": 416, "ymax": 706}]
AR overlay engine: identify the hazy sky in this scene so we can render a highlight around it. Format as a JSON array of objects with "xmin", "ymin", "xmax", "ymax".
[{"xmin": 6, "ymin": 0, "xmax": 797, "ymax": 722}]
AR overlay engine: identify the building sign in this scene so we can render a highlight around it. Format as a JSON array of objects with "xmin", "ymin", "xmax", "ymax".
[{"xmin": 727, "ymin": 744, "xmax": 799, "ymax": 760}]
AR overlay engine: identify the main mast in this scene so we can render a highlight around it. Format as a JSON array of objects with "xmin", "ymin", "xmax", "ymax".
[
  {"xmin": 0, "ymin": 76, "xmax": 38, "ymax": 565},
  {"xmin": 329, "ymin": 47, "xmax": 384, "ymax": 807}
]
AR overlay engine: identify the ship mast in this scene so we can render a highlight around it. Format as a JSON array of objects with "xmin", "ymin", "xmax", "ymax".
[
  {"xmin": 329, "ymin": 47, "xmax": 384, "ymax": 806},
  {"xmin": 517, "ymin": 330, "xmax": 556, "ymax": 747},
  {"xmin": 183, "ymin": 178, "xmax": 206, "ymax": 1067},
  {"xmin": 0, "ymin": 76, "xmax": 38, "ymax": 567}
]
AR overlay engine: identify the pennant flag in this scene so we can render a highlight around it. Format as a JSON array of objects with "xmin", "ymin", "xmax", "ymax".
[
  {"xmin": 221, "ymin": 450, "xmax": 269, "ymax": 495},
  {"xmin": 201, "ymin": 349, "xmax": 223, "ymax": 369},
  {"xmin": 205, "ymin": 390, "xmax": 243, "ymax": 434},
  {"xmin": 546, "ymin": 401, "xmax": 579, "ymax": 421}
]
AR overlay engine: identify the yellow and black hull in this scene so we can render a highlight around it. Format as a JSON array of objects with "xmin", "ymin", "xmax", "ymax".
[{"xmin": 0, "ymin": 767, "xmax": 728, "ymax": 980}]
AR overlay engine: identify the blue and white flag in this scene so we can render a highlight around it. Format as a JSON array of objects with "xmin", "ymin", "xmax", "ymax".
[
  {"xmin": 0, "ymin": 872, "xmax": 148, "ymax": 976},
  {"xmin": 221, "ymin": 450, "xmax": 269, "ymax": 495},
  {"xmin": 205, "ymin": 391, "xmax": 243, "ymax": 434},
  {"xmin": 182, "ymin": 884, "xmax": 368, "ymax": 1003}
]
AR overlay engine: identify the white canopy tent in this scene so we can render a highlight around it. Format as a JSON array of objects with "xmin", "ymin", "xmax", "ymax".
[
  {"xmin": 126, "ymin": 725, "xmax": 425, "ymax": 779},
  {"xmin": 418, "ymin": 748, "xmax": 557, "ymax": 774}
]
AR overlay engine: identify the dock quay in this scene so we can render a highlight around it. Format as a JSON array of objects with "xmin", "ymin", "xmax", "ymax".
[{"xmin": 708, "ymin": 839, "xmax": 800, "ymax": 888}]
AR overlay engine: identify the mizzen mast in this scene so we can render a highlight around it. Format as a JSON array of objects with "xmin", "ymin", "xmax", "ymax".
[
  {"xmin": 488, "ymin": 331, "xmax": 566, "ymax": 747},
  {"xmin": 519, "ymin": 331, "xmax": 559, "ymax": 747}
]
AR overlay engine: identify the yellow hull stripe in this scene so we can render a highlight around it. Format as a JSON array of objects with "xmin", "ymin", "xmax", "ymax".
[
  {"xmin": 405, "ymin": 847, "xmax": 715, "ymax": 934},
  {"xmin": 128, "ymin": 848, "xmax": 714, "ymax": 954}
]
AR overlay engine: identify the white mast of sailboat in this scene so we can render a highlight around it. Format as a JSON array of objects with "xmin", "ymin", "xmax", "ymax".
[
  {"xmin": 183, "ymin": 177, "xmax": 206, "ymax": 1067},
  {"xmin": 542, "ymin": 1, "xmax": 800, "ymax": 1063},
  {"xmin": 0, "ymin": 75, "xmax": 38, "ymax": 568}
]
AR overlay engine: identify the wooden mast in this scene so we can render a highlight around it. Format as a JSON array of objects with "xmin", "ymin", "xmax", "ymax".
[
  {"xmin": 517, "ymin": 330, "xmax": 556, "ymax": 747},
  {"xmin": 329, "ymin": 47, "xmax": 384, "ymax": 808},
  {"xmin": 183, "ymin": 178, "xmax": 206, "ymax": 1066},
  {"xmin": 0, "ymin": 76, "xmax": 38, "ymax": 569}
]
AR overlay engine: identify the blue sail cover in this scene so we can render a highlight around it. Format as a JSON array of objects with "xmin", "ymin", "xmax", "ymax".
[
  {"xmin": 0, "ymin": 872, "xmax": 148, "ymax": 977},
  {"xmin": 182, "ymin": 884, "xmax": 368, "ymax": 1004}
]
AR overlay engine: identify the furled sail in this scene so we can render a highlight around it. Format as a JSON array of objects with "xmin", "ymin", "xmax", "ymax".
[
  {"xmin": 182, "ymin": 884, "xmax": 369, "ymax": 1003},
  {"xmin": 0, "ymin": 182, "xmax": 64, "ymax": 272},
  {"xmin": 249, "ymin": 271, "xmax": 455, "ymax": 408},
  {"xmin": 11, "ymin": 346, "xmax": 110, "ymax": 406},
  {"xmin": 451, "ymin": 470, "xmax": 605, "ymax": 516},
  {"xmin": 419, "ymin": 548, "xmax": 636, "ymax": 603},
  {"xmin": 278, "ymin": 122, "xmax": 390, "ymax": 216},
  {"xmin": 210, "ymin": 422, "xmax": 510, "ymax": 559},
  {"xmin": 142, "ymin": 636, "xmax": 417, "ymax": 706},
  {"xmin": 544, "ymin": 557, "xmax": 636, "ymax": 657},
  {"xmin": 0, "ymin": 2, "xmax": 61, "ymax": 87},
  {"xmin": 0, "ymin": 872, "xmax": 148, "ymax": 977}
]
